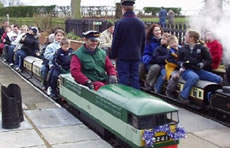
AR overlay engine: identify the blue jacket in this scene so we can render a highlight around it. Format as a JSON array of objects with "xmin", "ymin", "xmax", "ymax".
[
  {"xmin": 44, "ymin": 40, "xmax": 60, "ymax": 66},
  {"xmin": 159, "ymin": 8, "xmax": 167, "ymax": 20},
  {"xmin": 111, "ymin": 11, "xmax": 146, "ymax": 61},
  {"xmin": 142, "ymin": 36, "xmax": 161, "ymax": 65},
  {"xmin": 52, "ymin": 48, "xmax": 73, "ymax": 72}
]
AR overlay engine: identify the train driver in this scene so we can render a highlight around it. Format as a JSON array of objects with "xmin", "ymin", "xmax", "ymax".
[{"xmin": 70, "ymin": 30, "xmax": 117, "ymax": 90}]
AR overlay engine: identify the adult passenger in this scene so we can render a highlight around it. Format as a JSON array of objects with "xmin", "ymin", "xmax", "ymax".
[
  {"xmin": 13, "ymin": 25, "xmax": 29, "ymax": 53},
  {"xmin": 71, "ymin": 30, "xmax": 117, "ymax": 90},
  {"xmin": 177, "ymin": 30, "xmax": 223, "ymax": 104},
  {"xmin": 0, "ymin": 26, "xmax": 11, "ymax": 55},
  {"xmin": 5, "ymin": 24, "xmax": 21, "ymax": 66},
  {"xmin": 0, "ymin": 21, "xmax": 9, "ymax": 38},
  {"xmin": 140, "ymin": 24, "xmax": 163, "ymax": 90},
  {"xmin": 111, "ymin": 0, "xmax": 146, "ymax": 89},
  {"xmin": 205, "ymin": 32, "xmax": 223, "ymax": 70},
  {"xmin": 14, "ymin": 27, "xmax": 39, "ymax": 72},
  {"xmin": 99, "ymin": 21, "xmax": 114, "ymax": 57}
]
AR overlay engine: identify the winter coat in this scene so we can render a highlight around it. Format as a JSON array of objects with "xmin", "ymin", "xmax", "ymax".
[
  {"xmin": 206, "ymin": 40, "xmax": 223, "ymax": 69},
  {"xmin": 142, "ymin": 36, "xmax": 161, "ymax": 65},
  {"xmin": 52, "ymin": 48, "xmax": 73, "ymax": 73},
  {"xmin": 151, "ymin": 44, "xmax": 168, "ymax": 68},
  {"xmin": 20, "ymin": 33, "xmax": 39, "ymax": 56},
  {"xmin": 111, "ymin": 10, "xmax": 146, "ymax": 61},
  {"xmin": 177, "ymin": 43, "xmax": 212, "ymax": 71}
]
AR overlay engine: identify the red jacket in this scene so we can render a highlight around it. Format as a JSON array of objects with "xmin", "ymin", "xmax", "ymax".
[
  {"xmin": 206, "ymin": 40, "xmax": 223, "ymax": 69},
  {"xmin": 70, "ymin": 55, "xmax": 116, "ymax": 89}
]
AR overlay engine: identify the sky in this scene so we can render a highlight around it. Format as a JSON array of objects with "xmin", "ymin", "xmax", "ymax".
[{"xmin": 20, "ymin": 0, "xmax": 230, "ymax": 15}]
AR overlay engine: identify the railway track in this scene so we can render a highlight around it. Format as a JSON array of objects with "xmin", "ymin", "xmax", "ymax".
[{"xmin": 143, "ymin": 88, "xmax": 230, "ymax": 128}]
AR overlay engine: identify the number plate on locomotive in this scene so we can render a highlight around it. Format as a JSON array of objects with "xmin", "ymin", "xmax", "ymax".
[{"xmin": 155, "ymin": 135, "xmax": 170, "ymax": 143}]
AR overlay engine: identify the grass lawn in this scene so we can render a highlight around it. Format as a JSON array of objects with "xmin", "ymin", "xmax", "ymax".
[{"xmin": 141, "ymin": 17, "xmax": 187, "ymax": 23}]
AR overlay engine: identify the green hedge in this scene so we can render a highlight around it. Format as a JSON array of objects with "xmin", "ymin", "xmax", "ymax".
[{"xmin": 0, "ymin": 5, "xmax": 56, "ymax": 17}]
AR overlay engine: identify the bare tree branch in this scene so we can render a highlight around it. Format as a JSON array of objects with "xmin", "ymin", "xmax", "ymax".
[{"xmin": 0, "ymin": 0, "xmax": 23, "ymax": 6}]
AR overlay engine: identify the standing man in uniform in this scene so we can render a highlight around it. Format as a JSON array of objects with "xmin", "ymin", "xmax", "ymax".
[{"xmin": 111, "ymin": 0, "xmax": 146, "ymax": 89}]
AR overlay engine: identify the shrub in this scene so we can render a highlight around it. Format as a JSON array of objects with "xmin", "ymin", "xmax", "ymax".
[{"xmin": 66, "ymin": 32, "xmax": 81, "ymax": 40}]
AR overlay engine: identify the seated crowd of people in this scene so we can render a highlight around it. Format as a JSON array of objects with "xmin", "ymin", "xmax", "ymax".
[
  {"xmin": 140, "ymin": 24, "xmax": 223, "ymax": 104},
  {"xmin": 0, "ymin": 20, "xmax": 225, "ymax": 104}
]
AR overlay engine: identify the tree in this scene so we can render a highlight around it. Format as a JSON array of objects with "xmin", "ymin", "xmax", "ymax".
[
  {"xmin": 0, "ymin": 1, "xmax": 4, "ymax": 7},
  {"xmin": 115, "ymin": 2, "xmax": 122, "ymax": 19},
  {"xmin": 71, "ymin": 0, "xmax": 81, "ymax": 19},
  {"xmin": 0, "ymin": 0, "xmax": 23, "ymax": 6},
  {"xmin": 59, "ymin": 6, "xmax": 71, "ymax": 18}
]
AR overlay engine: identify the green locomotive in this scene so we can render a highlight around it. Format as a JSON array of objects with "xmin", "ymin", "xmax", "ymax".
[{"xmin": 60, "ymin": 74, "xmax": 185, "ymax": 148}]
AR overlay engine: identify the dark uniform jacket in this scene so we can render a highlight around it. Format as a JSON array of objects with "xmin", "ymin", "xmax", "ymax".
[
  {"xmin": 52, "ymin": 48, "xmax": 73, "ymax": 72},
  {"xmin": 111, "ymin": 11, "xmax": 146, "ymax": 61},
  {"xmin": 177, "ymin": 43, "xmax": 212, "ymax": 71},
  {"xmin": 20, "ymin": 33, "xmax": 39, "ymax": 56}
]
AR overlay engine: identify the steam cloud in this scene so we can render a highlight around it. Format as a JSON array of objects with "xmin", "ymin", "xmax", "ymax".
[{"xmin": 188, "ymin": 0, "xmax": 230, "ymax": 65}]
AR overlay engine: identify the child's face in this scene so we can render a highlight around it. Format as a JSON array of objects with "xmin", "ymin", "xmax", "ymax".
[
  {"xmin": 160, "ymin": 36, "xmax": 167, "ymax": 45},
  {"xmin": 169, "ymin": 39, "xmax": 178, "ymax": 49},
  {"xmin": 55, "ymin": 32, "xmax": 64, "ymax": 42},
  {"xmin": 61, "ymin": 44, "xmax": 70, "ymax": 51}
]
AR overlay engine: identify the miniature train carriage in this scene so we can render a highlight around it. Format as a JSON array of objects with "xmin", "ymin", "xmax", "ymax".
[
  {"xmin": 23, "ymin": 56, "xmax": 42, "ymax": 75},
  {"xmin": 211, "ymin": 86, "xmax": 230, "ymax": 114},
  {"xmin": 59, "ymin": 74, "xmax": 185, "ymax": 148},
  {"xmin": 177, "ymin": 78, "xmax": 222, "ymax": 105}
]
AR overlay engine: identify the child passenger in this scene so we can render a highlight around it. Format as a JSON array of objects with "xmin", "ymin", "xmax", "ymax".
[
  {"xmin": 165, "ymin": 35, "xmax": 183, "ymax": 98},
  {"xmin": 153, "ymin": 33, "xmax": 170, "ymax": 93},
  {"xmin": 49, "ymin": 38, "xmax": 73, "ymax": 99}
]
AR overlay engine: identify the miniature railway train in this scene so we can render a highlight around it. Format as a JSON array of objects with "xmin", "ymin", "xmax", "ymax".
[{"xmin": 1, "ymin": 54, "xmax": 230, "ymax": 146}]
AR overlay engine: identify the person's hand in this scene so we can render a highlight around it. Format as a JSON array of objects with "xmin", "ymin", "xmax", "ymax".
[
  {"xmin": 179, "ymin": 67, "xmax": 185, "ymax": 73},
  {"xmin": 85, "ymin": 80, "xmax": 94, "ymax": 90},
  {"xmin": 197, "ymin": 62, "xmax": 204, "ymax": 69},
  {"xmin": 21, "ymin": 36, "xmax": 26, "ymax": 41},
  {"xmin": 35, "ymin": 51, "xmax": 41, "ymax": 57},
  {"xmin": 108, "ymin": 75, "xmax": 117, "ymax": 84}
]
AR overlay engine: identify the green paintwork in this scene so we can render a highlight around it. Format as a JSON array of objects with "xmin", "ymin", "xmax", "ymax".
[
  {"xmin": 60, "ymin": 74, "xmax": 179, "ymax": 148},
  {"xmin": 60, "ymin": 83, "xmax": 179, "ymax": 148},
  {"xmin": 97, "ymin": 84, "xmax": 178, "ymax": 116},
  {"xmin": 61, "ymin": 74, "xmax": 128, "ymax": 122},
  {"xmin": 61, "ymin": 74, "xmax": 177, "ymax": 118}
]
